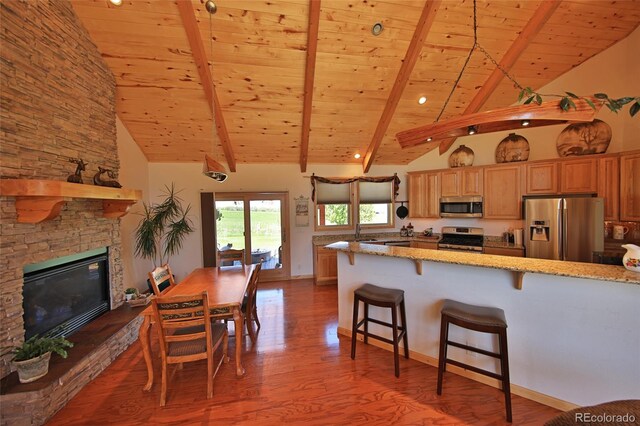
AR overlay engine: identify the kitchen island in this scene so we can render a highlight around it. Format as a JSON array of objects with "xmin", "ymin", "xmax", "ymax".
[{"xmin": 326, "ymin": 241, "xmax": 640, "ymax": 410}]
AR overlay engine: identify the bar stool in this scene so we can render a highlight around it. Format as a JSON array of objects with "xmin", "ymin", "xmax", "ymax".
[
  {"xmin": 436, "ymin": 299, "xmax": 512, "ymax": 422},
  {"xmin": 350, "ymin": 283, "xmax": 408, "ymax": 377}
]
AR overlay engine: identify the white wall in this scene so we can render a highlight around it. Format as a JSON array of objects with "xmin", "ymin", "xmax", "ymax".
[
  {"xmin": 116, "ymin": 116, "xmax": 151, "ymax": 292},
  {"xmin": 147, "ymin": 162, "xmax": 404, "ymax": 280}
]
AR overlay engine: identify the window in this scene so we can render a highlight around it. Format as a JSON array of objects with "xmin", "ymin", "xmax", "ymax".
[
  {"xmin": 358, "ymin": 181, "xmax": 394, "ymax": 227},
  {"xmin": 313, "ymin": 177, "xmax": 397, "ymax": 230},
  {"xmin": 315, "ymin": 181, "xmax": 353, "ymax": 230}
]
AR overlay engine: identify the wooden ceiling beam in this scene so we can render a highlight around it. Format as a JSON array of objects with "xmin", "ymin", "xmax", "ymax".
[
  {"xmin": 438, "ymin": 0, "xmax": 561, "ymax": 155},
  {"xmin": 300, "ymin": 0, "xmax": 321, "ymax": 173},
  {"xmin": 176, "ymin": 0, "xmax": 236, "ymax": 172},
  {"xmin": 362, "ymin": 0, "xmax": 442, "ymax": 173}
]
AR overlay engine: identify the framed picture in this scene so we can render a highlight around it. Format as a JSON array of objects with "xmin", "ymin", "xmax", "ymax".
[{"xmin": 295, "ymin": 196, "xmax": 309, "ymax": 227}]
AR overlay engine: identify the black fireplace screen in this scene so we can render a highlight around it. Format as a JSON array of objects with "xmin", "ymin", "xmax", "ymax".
[{"xmin": 23, "ymin": 250, "xmax": 110, "ymax": 339}]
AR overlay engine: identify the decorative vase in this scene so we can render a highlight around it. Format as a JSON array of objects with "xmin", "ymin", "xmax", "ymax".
[
  {"xmin": 495, "ymin": 133, "xmax": 530, "ymax": 163},
  {"xmin": 449, "ymin": 145, "xmax": 474, "ymax": 168},
  {"xmin": 14, "ymin": 351, "xmax": 52, "ymax": 383},
  {"xmin": 622, "ymin": 244, "xmax": 640, "ymax": 273},
  {"xmin": 125, "ymin": 293, "xmax": 135, "ymax": 301},
  {"xmin": 556, "ymin": 119, "xmax": 612, "ymax": 157}
]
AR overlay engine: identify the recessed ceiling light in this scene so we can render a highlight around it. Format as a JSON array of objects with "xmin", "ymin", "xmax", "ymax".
[
  {"xmin": 418, "ymin": 96, "xmax": 427, "ymax": 105},
  {"xmin": 467, "ymin": 125, "xmax": 477, "ymax": 135},
  {"xmin": 354, "ymin": 153, "xmax": 361, "ymax": 159},
  {"xmin": 521, "ymin": 119, "xmax": 530, "ymax": 126},
  {"xmin": 371, "ymin": 22, "xmax": 384, "ymax": 36},
  {"xmin": 109, "ymin": 0, "xmax": 122, "ymax": 5},
  {"xmin": 426, "ymin": 137, "xmax": 432, "ymax": 142}
]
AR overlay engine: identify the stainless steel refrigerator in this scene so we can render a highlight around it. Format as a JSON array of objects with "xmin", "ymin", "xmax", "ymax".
[{"xmin": 524, "ymin": 197, "xmax": 604, "ymax": 262}]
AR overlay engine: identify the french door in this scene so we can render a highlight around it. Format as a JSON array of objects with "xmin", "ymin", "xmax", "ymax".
[{"xmin": 214, "ymin": 192, "xmax": 290, "ymax": 281}]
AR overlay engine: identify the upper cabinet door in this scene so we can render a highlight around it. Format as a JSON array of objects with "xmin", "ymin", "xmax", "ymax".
[
  {"xmin": 440, "ymin": 170, "xmax": 461, "ymax": 197},
  {"xmin": 408, "ymin": 171, "xmax": 440, "ymax": 218},
  {"xmin": 598, "ymin": 156, "xmax": 619, "ymax": 221},
  {"xmin": 525, "ymin": 162, "xmax": 558, "ymax": 195},
  {"xmin": 560, "ymin": 158, "xmax": 598, "ymax": 194},
  {"xmin": 408, "ymin": 173, "xmax": 426, "ymax": 218},
  {"xmin": 441, "ymin": 168, "xmax": 482, "ymax": 197},
  {"xmin": 620, "ymin": 152, "xmax": 640, "ymax": 221},
  {"xmin": 483, "ymin": 164, "xmax": 522, "ymax": 219},
  {"xmin": 462, "ymin": 168, "xmax": 483, "ymax": 196}
]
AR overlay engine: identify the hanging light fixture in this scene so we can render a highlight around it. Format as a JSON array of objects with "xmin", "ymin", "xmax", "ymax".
[
  {"xmin": 202, "ymin": 0, "xmax": 228, "ymax": 182},
  {"xmin": 396, "ymin": 0, "xmax": 601, "ymax": 149}
]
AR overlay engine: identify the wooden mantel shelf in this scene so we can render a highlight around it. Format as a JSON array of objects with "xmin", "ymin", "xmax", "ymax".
[{"xmin": 0, "ymin": 179, "xmax": 142, "ymax": 223}]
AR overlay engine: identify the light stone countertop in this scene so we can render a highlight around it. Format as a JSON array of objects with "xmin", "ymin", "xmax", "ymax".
[{"xmin": 325, "ymin": 241, "xmax": 640, "ymax": 285}]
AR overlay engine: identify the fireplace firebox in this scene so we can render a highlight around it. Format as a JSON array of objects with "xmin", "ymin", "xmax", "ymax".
[{"xmin": 22, "ymin": 248, "xmax": 110, "ymax": 339}]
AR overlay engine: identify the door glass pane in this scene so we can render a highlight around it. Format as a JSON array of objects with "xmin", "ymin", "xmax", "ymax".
[
  {"xmin": 215, "ymin": 200, "xmax": 245, "ymax": 265},
  {"xmin": 249, "ymin": 199, "xmax": 282, "ymax": 270}
]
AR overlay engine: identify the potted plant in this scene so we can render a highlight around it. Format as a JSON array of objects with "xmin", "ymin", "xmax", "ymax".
[
  {"xmin": 134, "ymin": 184, "xmax": 194, "ymax": 268},
  {"xmin": 124, "ymin": 287, "xmax": 138, "ymax": 301},
  {"xmin": 5, "ymin": 335, "xmax": 73, "ymax": 383}
]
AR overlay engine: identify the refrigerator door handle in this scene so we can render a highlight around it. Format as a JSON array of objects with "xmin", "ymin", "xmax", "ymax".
[
  {"xmin": 561, "ymin": 199, "xmax": 568, "ymax": 261},
  {"xmin": 553, "ymin": 199, "xmax": 564, "ymax": 260}
]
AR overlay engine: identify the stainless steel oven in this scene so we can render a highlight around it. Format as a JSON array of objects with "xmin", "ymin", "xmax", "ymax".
[
  {"xmin": 440, "ymin": 196, "xmax": 483, "ymax": 218},
  {"xmin": 438, "ymin": 227, "xmax": 484, "ymax": 252}
]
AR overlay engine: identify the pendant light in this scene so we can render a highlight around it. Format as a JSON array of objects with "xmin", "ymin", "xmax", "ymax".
[
  {"xmin": 202, "ymin": 0, "xmax": 228, "ymax": 182},
  {"xmin": 396, "ymin": 0, "xmax": 601, "ymax": 149}
]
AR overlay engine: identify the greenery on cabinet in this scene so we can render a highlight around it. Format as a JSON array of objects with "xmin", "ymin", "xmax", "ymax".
[{"xmin": 134, "ymin": 184, "xmax": 194, "ymax": 267}]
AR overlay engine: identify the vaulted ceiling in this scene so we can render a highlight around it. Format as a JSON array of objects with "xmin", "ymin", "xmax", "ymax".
[{"xmin": 71, "ymin": 0, "xmax": 640, "ymax": 172}]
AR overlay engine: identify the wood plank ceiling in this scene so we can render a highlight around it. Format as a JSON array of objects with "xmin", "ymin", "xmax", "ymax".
[{"xmin": 71, "ymin": 0, "xmax": 640, "ymax": 172}]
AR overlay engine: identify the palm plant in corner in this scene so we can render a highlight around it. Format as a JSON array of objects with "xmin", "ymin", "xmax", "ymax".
[{"xmin": 134, "ymin": 184, "xmax": 194, "ymax": 268}]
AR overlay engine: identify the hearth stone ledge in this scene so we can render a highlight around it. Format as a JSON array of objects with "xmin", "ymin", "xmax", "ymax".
[{"xmin": 0, "ymin": 304, "xmax": 144, "ymax": 426}]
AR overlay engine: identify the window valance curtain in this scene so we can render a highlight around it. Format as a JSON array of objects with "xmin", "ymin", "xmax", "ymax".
[{"xmin": 311, "ymin": 174, "xmax": 400, "ymax": 203}]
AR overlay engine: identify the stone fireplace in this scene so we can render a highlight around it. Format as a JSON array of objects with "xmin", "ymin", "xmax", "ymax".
[{"xmin": 0, "ymin": 0, "xmax": 126, "ymax": 379}]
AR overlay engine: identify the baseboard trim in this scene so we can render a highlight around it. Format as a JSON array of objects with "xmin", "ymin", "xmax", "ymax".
[{"xmin": 337, "ymin": 326, "xmax": 578, "ymax": 412}]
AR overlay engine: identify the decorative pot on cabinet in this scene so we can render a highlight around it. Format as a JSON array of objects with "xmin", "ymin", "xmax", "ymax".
[
  {"xmin": 495, "ymin": 133, "xmax": 530, "ymax": 163},
  {"xmin": 449, "ymin": 145, "xmax": 474, "ymax": 168},
  {"xmin": 556, "ymin": 119, "xmax": 611, "ymax": 157}
]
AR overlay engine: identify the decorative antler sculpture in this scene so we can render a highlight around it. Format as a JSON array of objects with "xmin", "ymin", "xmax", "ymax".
[
  {"xmin": 67, "ymin": 158, "xmax": 87, "ymax": 184},
  {"xmin": 93, "ymin": 166, "xmax": 122, "ymax": 188}
]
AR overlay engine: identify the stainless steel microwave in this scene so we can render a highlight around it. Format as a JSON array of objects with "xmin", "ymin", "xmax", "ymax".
[{"xmin": 440, "ymin": 196, "xmax": 483, "ymax": 218}]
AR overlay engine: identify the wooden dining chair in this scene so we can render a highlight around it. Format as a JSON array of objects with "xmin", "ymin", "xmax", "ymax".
[
  {"xmin": 148, "ymin": 264, "xmax": 177, "ymax": 296},
  {"xmin": 217, "ymin": 248, "xmax": 245, "ymax": 269},
  {"xmin": 152, "ymin": 292, "xmax": 228, "ymax": 406},
  {"xmin": 243, "ymin": 262, "xmax": 262, "ymax": 342}
]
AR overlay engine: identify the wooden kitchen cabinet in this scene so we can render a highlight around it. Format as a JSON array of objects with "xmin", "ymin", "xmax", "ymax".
[
  {"xmin": 483, "ymin": 246, "xmax": 524, "ymax": 257},
  {"xmin": 407, "ymin": 171, "xmax": 440, "ymax": 218},
  {"xmin": 560, "ymin": 157, "xmax": 598, "ymax": 194},
  {"xmin": 483, "ymin": 164, "xmax": 522, "ymax": 219},
  {"xmin": 525, "ymin": 162, "xmax": 558, "ymax": 195},
  {"xmin": 441, "ymin": 168, "xmax": 483, "ymax": 197},
  {"xmin": 620, "ymin": 151, "xmax": 640, "ymax": 221},
  {"xmin": 598, "ymin": 156, "xmax": 620, "ymax": 221},
  {"xmin": 410, "ymin": 240, "xmax": 438, "ymax": 250},
  {"xmin": 313, "ymin": 245, "xmax": 337, "ymax": 285}
]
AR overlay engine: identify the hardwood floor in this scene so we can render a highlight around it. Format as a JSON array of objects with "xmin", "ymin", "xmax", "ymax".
[{"xmin": 48, "ymin": 279, "xmax": 560, "ymax": 425}]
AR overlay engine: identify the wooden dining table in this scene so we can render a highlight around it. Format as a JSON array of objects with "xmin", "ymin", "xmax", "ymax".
[{"xmin": 138, "ymin": 265, "xmax": 255, "ymax": 391}]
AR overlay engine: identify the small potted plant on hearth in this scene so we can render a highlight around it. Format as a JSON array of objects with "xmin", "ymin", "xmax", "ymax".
[
  {"xmin": 5, "ymin": 335, "xmax": 73, "ymax": 383},
  {"xmin": 125, "ymin": 287, "xmax": 138, "ymax": 301}
]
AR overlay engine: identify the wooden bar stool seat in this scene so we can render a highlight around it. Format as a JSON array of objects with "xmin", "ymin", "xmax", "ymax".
[
  {"xmin": 437, "ymin": 299, "xmax": 512, "ymax": 422},
  {"xmin": 350, "ymin": 283, "xmax": 409, "ymax": 378}
]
